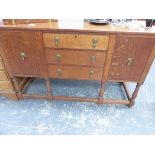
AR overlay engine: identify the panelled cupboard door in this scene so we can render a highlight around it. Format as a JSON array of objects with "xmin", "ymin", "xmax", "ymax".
[
  {"xmin": 108, "ymin": 35, "xmax": 155, "ymax": 82},
  {"xmin": 0, "ymin": 30, "xmax": 47, "ymax": 77}
]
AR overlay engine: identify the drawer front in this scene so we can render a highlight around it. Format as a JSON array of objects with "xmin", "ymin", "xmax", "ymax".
[
  {"xmin": 0, "ymin": 81, "xmax": 13, "ymax": 90},
  {"xmin": 0, "ymin": 60, "xmax": 4, "ymax": 70},
  {"xmin": 48, "ymin": 65, "xmax": 103, "ymax": 80},
  {"xmin": 43, "ymin": 33, "xmax": 109, "ymax": 50},
  {"xmin": 0, "ymin": 71, "xmax": 8, "ymax": 80},
  {"xmin": 46, "ymin": 49, "xmax": 106, "ymax": 66}
]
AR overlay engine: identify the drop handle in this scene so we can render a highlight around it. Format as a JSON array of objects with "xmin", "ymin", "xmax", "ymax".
[
  {"xmin": 53, "ymin": 36, "xmax": 60, "ymax": 47},
  {"xmin": 89, "ymin": 70, "xmax": 94, "ymax": 78},
  {"xmin": 127, "ymin": 58, "xmax": 133, "ymax": 66},
  {"xmin": 20, "ymin": 52, "xmax": 26, "ymax": 61},
  {"xmin": 57, "ymin": 68, "xmax": 62, "ymax": 76},
  {"xmin": 55, "ymin": 54, "xmax": 61, "ymax": 62},
  {"xmin": 90, "ymin": 55, "xmax": 96, "ymax": 64},
  {"xmin": 92, "ymin": 38, "xmax": 98, "ymax": 48}
]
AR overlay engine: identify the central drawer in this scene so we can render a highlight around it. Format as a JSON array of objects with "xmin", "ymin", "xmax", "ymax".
[
  {"xmin": 43, "ymin": 33, "xmax": 109, "ymax": 50},
  {"xmin": 48, "ymin": 65, "xmax": 103, "ymax": 80},
  {"xmin": 46, "ymin": 49, "xmax": 106, "ymax": 66}
]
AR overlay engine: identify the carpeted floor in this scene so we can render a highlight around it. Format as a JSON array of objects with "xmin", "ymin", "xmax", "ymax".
[{"xmin": 0, "ymin": 61, "xmax": 155, "ymax": 135}]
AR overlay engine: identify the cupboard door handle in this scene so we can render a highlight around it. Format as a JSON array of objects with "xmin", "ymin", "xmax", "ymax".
[
  {"xmin": 127, "ymin": 58, "xmax": 133, "ymax": 66},
  {"xmin": 89, "ymin": 70, "xmax": 94, "ymax": 78},
  {"xmin": 55, "ymin": 54, "xmax": 61, "ymax": 62},
  {"xmin": 90, "ymin": 55, "xmax": 96, "ymax": 64},
  {"xmin": 57, "ymin": 68, "xmax": 62, "ymax": 76},
  {"xmin": 54, "ymin": 36, "xmax": 60, "ymax": 47},
  {"xmin": 20, "ymin": 52, "xmax": 26, "ymax": 61},
  {"xmin": 92, "ymin": 38, "xmax": 98, "ymax": 48}
]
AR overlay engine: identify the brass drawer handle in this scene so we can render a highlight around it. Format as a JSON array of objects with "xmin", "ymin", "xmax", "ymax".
[
  {"xmin": 55, "ymin": 54, "xmax": 61, "ymax": 62},
  {"xmin": 90, "ymin": 55, "xmax": 96, "ymax": 64},
  {"xmin": 92, "ymin": 38, "xmax": 98, "ymax": 48},
  {"xmin": 110, "ymin": 72, "xmax": 114, "ymax": 76},
  {"xmin": 57, "ymin": 68, "xmax": 62, "ymax": 76},
  {"xmin": 54, "ymin": 36, "xmax": 60, "ymax": 47},
  {"xmin": 89, "ymin": 70, "xmax": 94, "ymax": 78},
  {"xmin": 20, "ymin": 52, "xmax": 26, "ymax": 61},
  {"xmin": 127, "ymin": 58, "xmax": 133, "ymax": 66}
]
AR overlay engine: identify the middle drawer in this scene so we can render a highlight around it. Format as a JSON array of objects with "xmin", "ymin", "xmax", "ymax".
[{"xmin": 46, "ymin": 49, "xmax": 106, "ymax": 66}]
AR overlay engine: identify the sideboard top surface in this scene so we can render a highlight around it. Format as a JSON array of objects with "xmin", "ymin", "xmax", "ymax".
[{"xmin": 1, "ymin": 21, "xmax": 155, "ymax": 35}]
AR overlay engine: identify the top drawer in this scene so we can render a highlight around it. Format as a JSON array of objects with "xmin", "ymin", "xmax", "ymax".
[{"xmin": 43, "ymin": 33, "xmax": 109, "ymax": 50}]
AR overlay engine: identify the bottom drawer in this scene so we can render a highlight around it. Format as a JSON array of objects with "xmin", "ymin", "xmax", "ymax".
[
  {"xmin": 48, "ymin": 65, "xmax": 103, "ymax": 80},
  {"xmin": 0, "ymin": 81, "xmax": 13, "ymax": 90}
]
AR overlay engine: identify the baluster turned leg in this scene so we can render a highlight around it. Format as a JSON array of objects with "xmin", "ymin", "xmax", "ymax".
[
  {"xmin": 45, "ymin": 78, "xmax": 52, "ymax": 100},
  {"xmin": 97, "ymin": 81, "xmax": 105, "ymax": 104},
  {"xmin": 12, "ymin": 77, "xmax": 22, "ymax": 98},
  {"xmin": 128, "ymin": 83, "xmax": 141, "ymax": 108}
]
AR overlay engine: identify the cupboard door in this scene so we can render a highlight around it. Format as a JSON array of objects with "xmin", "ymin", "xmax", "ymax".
[
  {"xmin": 108, "ymin": 35, "xmax": 155, "ymax": 81},
  {"xmin": 0, "ymin": 30, "xmax": 47, "ymax": 77}
]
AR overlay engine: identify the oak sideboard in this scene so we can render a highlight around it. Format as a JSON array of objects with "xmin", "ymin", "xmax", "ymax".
[{"xmin": 0, "ymin": 20, "xmax": 155, "ymax": 107}]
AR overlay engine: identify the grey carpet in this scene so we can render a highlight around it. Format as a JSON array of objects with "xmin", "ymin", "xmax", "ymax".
[{"xmin": 0, "ymin": 61, "xmax": 155, "ymax": 135}]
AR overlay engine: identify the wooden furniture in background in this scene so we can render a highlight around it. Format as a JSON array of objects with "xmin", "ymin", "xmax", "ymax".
[
  {"xmin": 0, "ymin": 20, "xmax": 155, "ymax": 107},
  {"xmin": 0, "ymin": 54, "xmax": 17, "ymax": 100},
  {"xmin": 3, "ymin": 19, "xmax": 57, "ymax": 25}
]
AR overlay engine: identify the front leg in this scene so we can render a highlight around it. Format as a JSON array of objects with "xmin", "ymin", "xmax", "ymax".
[{"xmin": 128, "ymin": 83, "xmax": 142, "ymax": 108}]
